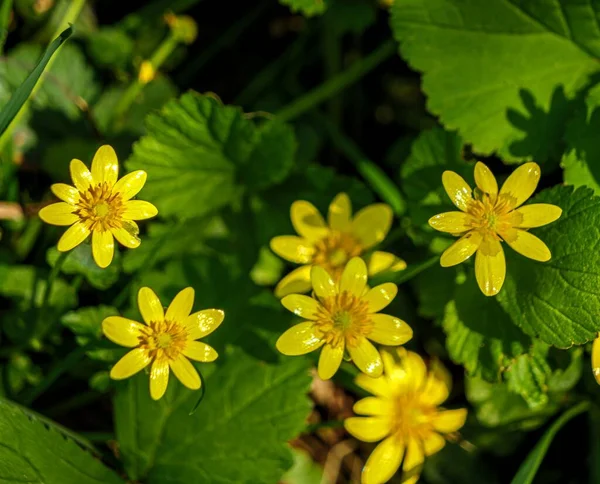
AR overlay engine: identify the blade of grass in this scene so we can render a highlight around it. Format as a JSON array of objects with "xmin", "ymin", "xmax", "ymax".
[{"xmin": 0, "ymin": 0, "xmax": 12, "ymax": 56}]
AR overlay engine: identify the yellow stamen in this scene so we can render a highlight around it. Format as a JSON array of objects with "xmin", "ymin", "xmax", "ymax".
[
  {"xmin": 314, "ymin": 291, "xmax": 372, "ymax": 348},
  {"xmin": 138, "ymin": 320, "xmax": 188, "ymax": 361},
  {"xmin": 313, "ymin": 232, "xmax": 362, "ymax": 279},
  {"xmin": 74, "ymin": 182, "xmax": 125, "ymax": 232}
]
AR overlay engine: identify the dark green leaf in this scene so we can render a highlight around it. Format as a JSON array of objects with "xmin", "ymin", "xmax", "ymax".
[{"xmin": 47, "ymin": 245, "xmax": 120, "ymax": 290}]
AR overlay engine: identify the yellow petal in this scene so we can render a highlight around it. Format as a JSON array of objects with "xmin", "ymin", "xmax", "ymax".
[
  {"xmin": 420, "ymin": 360, "xmax": 452, "ymax": 406},
  {"xmin": 353, "ymin": 396, "xmax": 392, "ymax": 416},
  {"xmin": 51, "ymin": 183, "xmax": 79, "ymax": 204},
  {"xmin": 593, "ymin": 336, "xmax": 600, "ymax": 384},
  {"xmin": 111, "ymin": 221, "xmax": 141, "ymax": 248},
  {"xmin": 138, "ymin": 287, "xmax": 164, "ymax": 324},
  {"xmin": 57, "ymin": 222, "xmax": 90, "ymax": 251},
  {"xmin": 182, "ymin": 341, "xmax": 218, "ymax": 362},
  {"xmin": 440, "ymin": 231, "xmax": 482, "ymax": 267},
  {"xmin": 474, "ymin": 162, "xmax": 498, "ymax": 196},
  {"xmin": 399, "ymin": 349, "xmax": 427, "ymax": 392},
  {"xmin": 270, "ymin": 236, "xmax": 315, "ymax": 264},
  {"xmin": 91, "ymin": 145, "xmax": 119, "ymax": 186},
  {"xmin": 369, "ymin": 314, "xmax": 413, "ymax": 346},
  {"xmin": 423, "ymin": 433, "xmax": 446, "ymax": 456},
  {"xmin": 351, "ymin": 204, "xmax": 392, "ymax": 249},
  {"xmin": 339, "ymin": 257, "xmax": 368, "ymax": 296},
  {"xmin": 70, "ymin": 159, "xmax": 93, "ymax": 192},
  {"xmin": 166, "ymin": 287, "xmax": 195, "ymax": 322},
  {"xmin": 276, "ymin": 321, "xmax": 324, "ymax": 355},
  {"xmin": 184, "ymin": 309, "xmax": 225, "ymax": 340},
  {"xmin": 318, "ymin": 343, "xmax": 344, "ymax": 379},
  {"xmin": 499, "ymin": 162, "xmax": 541, "ymax": 208},
  {"xmin": 169, "ymin": 355, "xmax": 201, "ymax": 389},
  {"xmin": 513, "ymin": 204, "xmax": 562, "ymax": 228},
  {"xmin": 432, "ymin": 408, "xmax": 468, "ymax": 433},
  {"xmin": 328, "ymin": 192, "xmax": 352, "ymax": 231},
  {"xmin": 39, "ymin": 202, "xmax": 78, "ymax": 226},
  {"xmin": 502, "ymin": 228, "xmax": 551, "ymax": 262},
  {"xmin": 365, "ymin": 251, "xmax": 406, "ymax": 275},
  {"xmin": 348, "ymin": 338, "xmax": 383, "ymax": 377},
  {"xmin": 291, "ymin": 200, "xmax": 328, "ymax": 241},
  {"xmin": 274, "ymin": 265, "xmax": 312, "ymax": 298},
  {"xmin": 344, "ymin": 416, "xmax": 390, "ymax": 442},
  {"xmin": 428, "ymin": 211, "xmax": 471, "ymax": 234},
  {"xmin": 475, "ymin": 237, "xmax": 506, "ymax": 296},
  {"xmin": 109, "ymin": 348, "xmax": 151, "ymax": 380},
  {"xmin": 361, "ymin": 436, "xmax": 404, "ymax": 484},
  {"xmin": 281, "ymin": 294, "xmax": 321, "ymax": 320},
  {"xmin": 311, "ymin": 265, "xmax": 337, "ymax": 300},
  {"xmin": 442, "ymin": 171, "xmax": 472, "ymax": 212},
  {"xmin": 355, "ymin": 373, "xmax": 391, "ymax": 398},
  {"xmin": 122, "ymin": 200, "xmax": 158, "ymax": 220},
  {"xmin": 150, "ymin": 359, "xmax": 169, "ymax": 400},
  {"xmin": 112, "ymin": 170, "xmax": 147, "ymax": 201},
  {"xmin": 363, "ymin": 283, "xmax": 398, "ymax": 313},
  {"xmin": 92, "ymin": 229, "xmax": 115, "ymax": 268},
  {"xmin": 402, "ymin": 438, "xmax": 424, "ymax": 484},
  {"xmin": 102, "ymin": 316, "xmax": 144, "ymax": 347}
]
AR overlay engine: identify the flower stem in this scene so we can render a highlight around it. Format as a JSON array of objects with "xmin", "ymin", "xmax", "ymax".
[{"xmin": 369, "ymin": 255, "xmax": 438, "ymax": 287}]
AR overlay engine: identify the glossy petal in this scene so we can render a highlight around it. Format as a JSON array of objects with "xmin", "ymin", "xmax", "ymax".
[
  {"xmin": 169, "ymin": 355, "xmax": 201, "ymax": 389},
  {"xmin": 166, "ymin": 287, "xmax": 195, "ymax": 322},
  {"xmin": 102, "ymin": 316, "xmax": 144, "ymax": 347},
  {"xmin": 362, "ymin": 436, "xmax": 404, "ymax": 484},
  {"xmin": 402, "ymin": 438, "xmax": 424, "ymax": 484},
  {"xmin": 420, "ymin": 360, "xmax": 452, "ymax": 406},
  {"xmin": 428, "ymin": 211, "xmax": 471, "ymax": 234},
  {"xmin": 442, "ymin": 171, "xmax": 472, "ymax": 212},
  {"xmin": 513, "ymin": 204, "xmax": 562, "ymax": 228},
  {"xmin": 276, "ymin": 322, "xmax": 324, "ymax": 356},
  {"xmin": 91, "ymin": 145, "xmax": 119, "ymax": 186},
  {"xmin": 92, "ymin": 229, "xmax": 115, "ymax": 268},
  {"xmin": 440, "ymin": 231, "xmax": 482, "ymax": 267},
  {"xmin": 51, "ymin": 183, "xmax": 79, "ymax": 204},
  {"xmin": 351, "ymin": 204, "xmax": 392, "ymax": 249},
  {"xmin": 475, "ymin": 237, "xmax": 506, "ymax": 296},
  {"xmin": 57, "ymin": 222, "xmax": 90, "ymax": 251},
  {"xmin": 291, "ymin": 200, "xmax": 328, "ymax": 241},
  {"xmin": 184, "ymin": 309, "xmax": 225, "ymax": 340},
  {"xmin": 369, "ymin": 314, "xmax": 413, "ymax": 346},
  {"xmin": 353, "ymin": 396, "xmax": 392, "ymax": 416},
  {"xmin": 182, "ymin": 341, "xmax": 218, "ymax": 362},
  {"xmin": 339, "ymin": 257, "xmax": 368, "ymax": 296},
  {"xmin": 348, "ymin": 338, "xmax": 383, "ymax": 377},
  {"xmin": 355, "ymin": 374, "xmax": 391, "ymax": 398},
  {"xmin": 311, "ymin": 265, "xmax": 337, "ymax": 300},
  {"xmin": 138, "ymin": 287, "xmax": 164, "ymax": 324},
  {"xmin": 318, "ymin": 343, "xmax": 344, "ymax": 380},
  {"xmin": 110, "ymin": 348, "xmax": 151, "ymax": 380},
  {"xmin": 275, "ymin": 265, "xmax": 312, "ymax": 298},
  {"xmin": 39, "ymin": 202, "xmax": 78, "ymax": 226},
  {"xmin": 281, "ymin": 294, "xmax": 320, "ymax": 320},
  {"xmin": 344, "ymin": 416, "xmax": 390, "ymax": 442},
  {"xmin": 366, "ymin": 251, "xmax": 406, "ymax": 275},
  {"xmin": 112, "ymin": 170, "xmax": 147, "ymax": 201},
  {"xmin": 423, "ymin": 433, "xmax": 446, "ymax": 456},
  {"xmin": 111, "ymin": 221, "xmax": 141, "ymax": 248},
  {"xmin": 499, "ymin": 162, "xmax": 540, "ymax": 208},
  {"xmin": 328, "ymin": 192, "xmax": 352, "ymax": 231},
  {"xmin": 363, "ymin": 283, "xmax": 398, "ymax": 313},
  {"xmin": 593, "ymin": 336, "xmax": 600, "ymax": 384},
  {"xmin": 502, "ymin": 228, "xmax": 551, "ymax": 262},
  {"xmin": 70, "ymin": 159, "xmax": 93, "ymax": 192},
  {"xmin": 474, "ymin": 161, "xmax": 498, "ymax": 196},
  {"xmin": 432, "ymin": 408, "xmax": 468, "ymax": 433},
  {"xmin": 122, "ymin": 200, "xmax": 158, "ymax": 220},
  {"xmin": 399, "ymin": 349, "xmax": 427, "ymax": 392},
  {"xmin": 270, "ymin": 236, "xmax": 315, "ymax": 264},
  {"xmin": 149, "ymin": 359, "xmax": 170, "ymax": 400}
]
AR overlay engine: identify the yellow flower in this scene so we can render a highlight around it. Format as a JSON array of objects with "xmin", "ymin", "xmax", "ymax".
[
  {"xmin": 102, "ymin": 286, "xmax": 224, "ymax": 400},
  {"xmin": 428, "ymin": 162, "xmax": 561, "ymax": 296},
  {"xmin": 38, "ymin": 145, "xmax": 158, "ymax": 268},
  {"xmin": 276, "ymin": 257, "xmax": 413, "ymax": 379},
  {"xmin": 345, "ymin": 349, "xmax": 467, "ymax": 484},
  {"xmin": 592, "ymin": 336, "xmax": 600, "ymax": 385},
  {"xmin": 270, "ymin": 193, "xmax": 405, "ymax": 298}
]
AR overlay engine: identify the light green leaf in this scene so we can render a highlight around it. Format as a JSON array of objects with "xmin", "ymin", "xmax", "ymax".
[
  {"xmin": 279, "ymin": 0, "xmax": 329, "ymax": 17},
  {"xmin": 47, "ymin": 245, "xmax": 120, "ymax": 290},
  {"xmin": 504, "ymin": 341, "xmax": 551, "ymax": 409},
  {"xmin": 281, "ymin": 449, "xmax": 324, "ymax": 484},
  {"xmin": 86, "ymin": 27, "xmax": 134, "ymax": 69},
  {"xmin": 390, "ymin": 0, "xmax": 600, "ymax": 162}
]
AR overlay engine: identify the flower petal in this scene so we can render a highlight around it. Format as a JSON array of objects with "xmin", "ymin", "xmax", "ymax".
[
  {"xmin": 502, "ymin": 228, "xmax": 551, "ymax": 262},
  {"xmin": 91, "ymin": 145, "xmax": 119, "ymax": 186},
  {"xmin": 122, "ymin": 200, "xmax": 158, "ymax": 220},
  {"xmin": 311, "ymin": 265, "xmax": 337, "ymax": 300},
  {"xmin": 270, "ymin": 236, "xmax": 315, "ymax": 264},
  {"xmin": 51, "ymin": 183, "xmax": 79, "ymax": 204},
  {"xmin": 420, "ymin": 359, "xmax": 452, "ymax": 406},
  {"xmin": 184, "ymin": 309, "xmax": 225, "ymax": 340},
  {"xmin": 57, "ymin": 222, "xmax": 90, "ymax": 251},
  {"xmin": 291, "ymin": 200, "xmax": 328, "ymax": 241},
  {"xmin": 499, "ymin": 162, "xmax": 541, "ymax": 209},
  {"xmin": 344, "ymin": 416, "xmax": 390, "ymax": 442},
  {"xmin": 112, "ymin": 170, "xmax": 147, "ymax": 201},
  {"xmin": 182, "ymin": 341, "xmax": 218, "ymax": 362},
  {"xmin": 432, "ymin": 409, "xmax": 468, "ymax": 433},
  {"xmin": 423, "ymin": 432, "xmax": 446, "ymax": 456},
  {"xmin": 402, "ymin": 438, "xmax": 424, "ymax": 484},
  {"xmin": 593, "ymin": 336, "xmax": 600, "ymax": 384},
  {"xmin": 39, "ymin": 202, "xmax": 78, "ymax": 226},
  {"xmin": 318, "ymin": 343, "xmax": 344, "ymax": 380},
  {"xmin": 513, "ymin": 204, "xmax": 562, "ymax": 228},
  {"xmin": 399, "ymin": 349, "xmax": 427, "ymax": 392},
  {"xmin": 92, "ymin": 230, "xmax": 115, "ymax": 268},
  {"xmin": 351, "ymin": 204, "xmax": 392, "ymax": 249},
  {"xmin": 365, "ymin": 251, "xmax": 406, "ymax": 275},
  {"xmin": 474, "ymin": 161, "xmax": 498, "ymax": 196},
  {"xmin": 166, "ymin": 287, "xmax": 195, "ymax": 322},
  {"xmin": 440, "ymin": 231, "xmax": 482, "ymax": 267},
  {"xmin": 274, "ymin": 265, "xmax": 312, "ymax": 298},
  {"xmin": 70, "ymin": 159, "xmax": 93, "ymax": 192},
  {"xmin": 109, "ymin": 348, "xmax": 151, "ymax": 380},
  {"xmin": 276, "ymin": 322, "xmax": 324, "ymax": 356},
  {"xmin": 362, "ymin": 435, "xmax": 404, "ymax": 484},
  {"xmin": 363, "ymin": 283, "xmax": 398, "ymax": 313},
  {"xmin": 339, "ymin": 257, "xmax": 368, "ymax": 296},
  {"xmin": 138, "ymin": 287, "xmax": 164, "ymax": 324},
  {"xmin": 428, "ymin": 211, "xmax": 471, "ymax": 234},
  {"xmin": 111, "ymin": 221, "xmax": 141, "ymax": 248},
  {"xmin": 102, "ymin": 316, "xmax": 144, "ymax": 347},
  {"xmin": 150, "ymin": 359, "xmax": 170, "ymax": 400},
  {"xmin": 368, "ymin": 314, "xmax": 413, "ymax": 346},
  {"xmin": 475, "ymin": 237, "xmax": 506, "ymax": 296},
  {"xmin": 169, "ymin": 355, "xmax": 201, "ymax": 389},
  {"xmin": 281, "ymin": 294, "xmax": 321, "ymax": 320},
  {"xmin": 355, "ymin": 374, "xmax": 390, "ymax": 398},
  {"xmin": 442, "ymin": 171, "xmax": 472, "ymax": 212},
  {"xmin": 353, "ymin": 396, "xmax": 392, "ymax": 416},
  {"xmin": 348, "ymin": 338, "xmax": 383, "ymax": 377},
  {"xmin": 328, "ymin": 192, "xmax": 352, "ymax": 231}
]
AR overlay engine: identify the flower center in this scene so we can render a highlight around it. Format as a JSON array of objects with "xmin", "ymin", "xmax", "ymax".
[
  {"xmin": 138, "ymin": 320, "xmax": 188, "ymax": 361},
  {"xmin": 393, "ymin": 394, "xmax": 436, "ymax": 439},
  {"xmin": 312, "ymin": 232, "xmax": 362, "ymax": 280},
  {"xmin": 74, "ymin": 182, "xmax": 124, "ymax": 232},
  {"xmin": 467, "ymin": 193, "xmax": 515, "ymax": 236},
  {"xmin": 314, "ymin": 291, "xmax": 372, "ymax": 348}
]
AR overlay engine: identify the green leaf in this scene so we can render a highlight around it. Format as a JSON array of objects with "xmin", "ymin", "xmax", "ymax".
[
  {"xmin": 47, "ymin": 245, "xmax": 120, "ymax": 290},
  {"xmin": 497, "ymin": 185, "xmax": 600, "ymax": 347},
  {"xmin": 86, "ymin": 27, "xmax": 134, "ymax": 70},
  {"xmin": 504, "ymin": 341, "xmax": 551, "ymax": 409},
  {"xmin": 390, "ymin": 0, "xmax": 600, "ymax": 162},
  {"xmin": 279, "ymin": 0, "xmax": 329, "ymax": 17},
  {"xmin": 114, "ymin": 349, "xmax": 312, "ymax": 483},
  {"xmin": 423, "ymin": 443, "xmax": 501, "ymax": 484},
  {"xmin": 323, "ymin": 0, "xmax": 376, "ymax": 36},
  {"xmin": 281, "ymin": 449, "xmax": 324, "ymax": 484},
  {"xmin": 126, "ymin": 92, "xmax": 296, "ymax": 219},
  {"xmin": 0, "ymin": 398, "xmax": 123, "ymax": 483}
]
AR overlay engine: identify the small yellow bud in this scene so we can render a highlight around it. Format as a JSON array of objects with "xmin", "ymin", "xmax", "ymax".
[
  {"xmin": 164, "ymin": 13, "xmax": 198, "ymax": 44},
  {"xmin": 138, "ymin": 61, "xmax": 156, "ymax": 84}
]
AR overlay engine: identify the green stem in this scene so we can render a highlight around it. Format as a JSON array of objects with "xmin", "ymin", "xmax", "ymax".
[
  {"xmin": 0, "ymin": 0, "xmax": 12, "ymax": 56},
  {"xmin": 276, "ymin": 39, "xmax": 396, "ymax": 122},
  {"xmin": 322, "ymin": 26, "xmax": 342, "ymax": 124},
  {"xmin": 38, "ymin": 250, "xmax": 68, "ymax": 316},
  {"xmin": 370, "ymin": 255, "xmax": 438, "ymax": 286}
]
